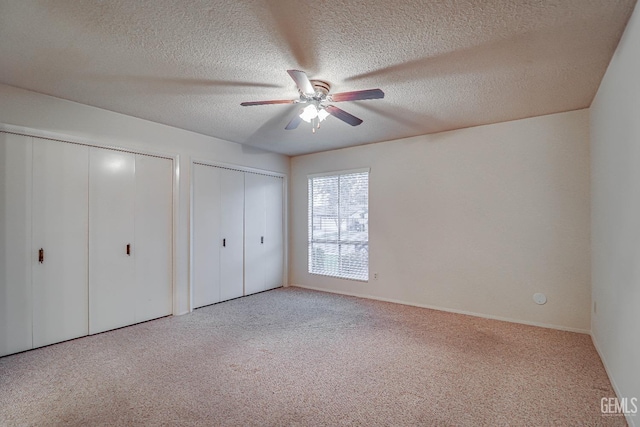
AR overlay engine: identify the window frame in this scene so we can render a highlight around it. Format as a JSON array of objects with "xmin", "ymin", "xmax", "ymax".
[{"xmin": 307, "ymin": 168, "xmax": 370, "ymax": 282}]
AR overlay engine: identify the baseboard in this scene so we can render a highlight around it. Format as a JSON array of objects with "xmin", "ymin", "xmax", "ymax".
[
  {"xmin": 291, "ymin": 284, "xmax": 591, "ymax": 334},
  {"xmin": 591, "ymin": 333, "xmax": 637, "ymax": 427}
]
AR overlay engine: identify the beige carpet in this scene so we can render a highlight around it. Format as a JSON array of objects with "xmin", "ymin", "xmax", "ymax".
[{"xmin": 0, "ymin": 287, "xmax": 626, "ymax": 426}]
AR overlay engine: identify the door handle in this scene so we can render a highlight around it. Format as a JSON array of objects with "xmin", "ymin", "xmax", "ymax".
[
  {"xmin": 38, "ymin": 248, "xmax": 44, "ymax": 264},
  {"xmin": 223, "ymin": 238, "xmax": 226, "ymax": 247},
  {"xmin": 261, "ymin": 236, "xmax": 264, "ymax": 244},
  {"xmin": 126, "ymin": 244, "xmax": 131, "ymax": 256}
]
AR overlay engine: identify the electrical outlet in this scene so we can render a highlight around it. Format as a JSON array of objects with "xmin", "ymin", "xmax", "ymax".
[{"xmin": 373, "ymin": 272, "xmax": 378, "ymax": 280}]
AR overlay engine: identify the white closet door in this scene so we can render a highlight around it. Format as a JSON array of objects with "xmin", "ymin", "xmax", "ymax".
[
  {"xmin": 0, "ymin": 133, "xmax": 33, "ymax": 357},
  {"xmin": 32, "ymin": 139, "xmax": 89, "ymax": 348},
  {"xmin": 219, "ymin": 168, "xmax": 244, "ymax": 301},
  {"xmin": 192, "ymin": 164, "xmax": 222, "ymax": 308},
  {"xmin": 264, "ymin": 175, "xmax": 284, "ymax": 290},
  {"xmin": 244, "ymin": 173, "xmax": 267, "ymax": 295},
  {"xmin": 89, "ymin": 148, "xmax": 136, "ymax": 334},
  {"xmin": 134, "ymin": 154, "xmax": 173, "ymax": 322}
]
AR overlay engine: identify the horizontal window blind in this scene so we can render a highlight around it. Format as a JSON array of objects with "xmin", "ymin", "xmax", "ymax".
[{"xmin": 308, "ymin": 170, "xmax": 368, "ymax": 281}]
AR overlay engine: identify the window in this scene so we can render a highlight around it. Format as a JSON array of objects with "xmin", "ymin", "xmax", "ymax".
[{"xmin": 308, "ymin": 169, "xmax": 369, "ymax": 281}]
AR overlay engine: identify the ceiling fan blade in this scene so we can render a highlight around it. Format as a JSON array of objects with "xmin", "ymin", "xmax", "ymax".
[
  {"xmin": 285, "ymin": 113, "xmax": 302, "ymax": 130},
  {"xmin": 287, "ymin": 69, "xmax": 315, "ymax": 96},
  {"xmin": 330, "ymin": 88, "xmax": 385, "ymax": 102},
  {"xmin": 240, "ymin": 99, "xmax": 297, "ymax": 106},
  {"xmin": 325, "ymin": 105, "xmax": 363, "ymax": 126}
]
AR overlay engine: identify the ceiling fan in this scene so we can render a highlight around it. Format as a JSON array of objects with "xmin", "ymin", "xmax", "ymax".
[{"xmin": 241, "ymin": 70, "xmax": 384, "ymax": 132}]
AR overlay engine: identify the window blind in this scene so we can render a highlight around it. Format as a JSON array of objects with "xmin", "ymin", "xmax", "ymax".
[{"xmin": 308, "ymin": 170, "xmax": 369, "ymax": 281}]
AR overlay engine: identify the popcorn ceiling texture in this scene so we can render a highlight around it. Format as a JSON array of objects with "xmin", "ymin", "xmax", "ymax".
[
  {"xmin": 0, "ymin": 0, "xmax": 636, "ymax": 155},
  {"xmin": 0, "ymin": 288, "xmax": 625, "ymax": 426}
]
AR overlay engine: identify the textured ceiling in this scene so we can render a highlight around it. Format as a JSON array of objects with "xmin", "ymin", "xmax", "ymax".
[{"xmin": 0, "ymin": 0, "xmax": 636, "ymax": 156}]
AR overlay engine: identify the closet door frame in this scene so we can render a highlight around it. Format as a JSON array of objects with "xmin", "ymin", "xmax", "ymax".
[
  {"xmin": 190, "ymin": 159, "xmax": 287, "ymax": 312},
  {"xmin": 0, "ymin": 124, "xmax": 178, "ymax": 317}
]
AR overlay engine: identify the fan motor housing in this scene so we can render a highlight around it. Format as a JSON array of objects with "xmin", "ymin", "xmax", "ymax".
[{"xmin": 309, "ymin": 80, "xmax": 331, "ymax": 97}]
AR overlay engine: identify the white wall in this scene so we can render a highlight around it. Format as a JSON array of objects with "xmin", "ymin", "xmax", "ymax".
[
  {"xmin": 0, "ymin": 83, "xmax": 289, "ymax": 316},
  {"xmin": 291, "ymin": 109, "xmax": 591, "ymax": 332},
  {"xmin": 590, "ymin": 1, "xmax": 640, "ymax": 421}
]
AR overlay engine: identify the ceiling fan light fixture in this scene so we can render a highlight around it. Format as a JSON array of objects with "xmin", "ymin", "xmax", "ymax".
[
  {"xmin": 300, "ymin": 104, "xmax": 319, "ymax": 123},
  {"xmin": 317, "ymin": 108, "xmax": 329, "ymax": 122},
  {"xmin": 300, "ymin": 104, "xmax": 329, "ymax": 124}
]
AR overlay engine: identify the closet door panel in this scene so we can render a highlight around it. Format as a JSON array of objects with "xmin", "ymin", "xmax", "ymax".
[
  {"xmin": 244, "ymin": 173, "xmax": 266, "ymax": 295},
  {"xmin": 89, "ymin": 148, "xmax": 136, "ymax": 334},
  {"xmin": 0, "ymin": 133, "xmax": 33, "ymax": 356},
  {"xmin": 134, "ymin": 154, "xmax": 173, "ymax": 322},
  {"xmin": 264, "ymin": 175, "xmax": 284, "ymax": 290},
  {"xmin": 192, "ymin": 164, "xmax": 222, "ymax": 308},
  {"xmin": 32, "ymin": 139, "xmax": 89, "ymax": 348},
  {"xmin": 219, "ymin": 168, "xmax": 244, "ymax": 301}
]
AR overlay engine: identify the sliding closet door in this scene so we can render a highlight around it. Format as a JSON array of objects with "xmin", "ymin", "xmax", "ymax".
[
  {"xmin": 0, "ymin": 133, "xmax": 33, "ymax": 357},
  {"xmin": 245, "ymin": 173, "xmax": 284, "ymax": 295},
  {"xmin": 244, "ymin": 173, "xmax": 267, "ymax": 295},
  {"xmin": 193, "ymin": 165, "xmax": 283, "ymax": 306},
  {"xmin": 32, "ymin": 139, "xmax": 89, "ymax": 348},
  {"xmin": 192, "ymin": 164, "xmax": 222, "ymax": 308},
  {"xmin": 219, "ymin": 168, "xmax": 244, "ymax": 301},
  {"xmin": 89, "ymin": 148, "xmax": 136, "ymax": 334},
  {"xmin": 264, "ymin": 175, "xmax": 284, "ymax": 290},
  {"xmin": 134, "ymin": 154, "xmax": 173, "ymax": 322}
]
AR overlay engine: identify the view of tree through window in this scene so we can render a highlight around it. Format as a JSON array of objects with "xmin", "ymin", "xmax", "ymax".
[{"xmin": 308, "ymin": 170, "xmax": 368, "ymax": 281}]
